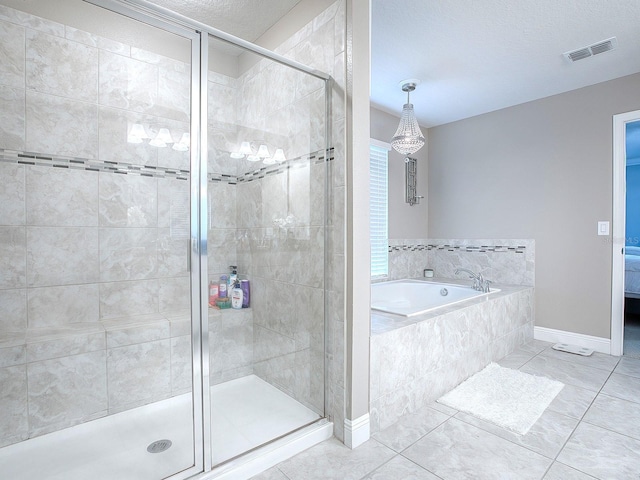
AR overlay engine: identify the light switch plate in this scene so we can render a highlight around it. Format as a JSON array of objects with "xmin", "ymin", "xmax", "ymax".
[{"xmin": 598, "ymin": 221, "xmax": 610, "ymax": 235}]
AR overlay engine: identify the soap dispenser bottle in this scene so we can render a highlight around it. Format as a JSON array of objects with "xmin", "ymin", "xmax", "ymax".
[{"xmin": 231, "ymin": 279, "xmax": 243, "ymax": 309}]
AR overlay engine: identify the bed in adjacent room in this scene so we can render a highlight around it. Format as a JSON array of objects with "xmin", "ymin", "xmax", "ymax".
[{"xmin": 625, "ymin": 246, "xmax": 640, "ymax": 298}]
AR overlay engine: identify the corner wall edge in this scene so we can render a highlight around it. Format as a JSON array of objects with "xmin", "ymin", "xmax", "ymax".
[{"xmin": 343, "ymin": 413, "xmax": 370, "ymax": 449}]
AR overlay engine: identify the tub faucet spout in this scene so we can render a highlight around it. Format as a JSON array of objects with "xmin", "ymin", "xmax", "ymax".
[{"xmin": 454, "ymin": 268, "xmax": 488, "ymax": 292}]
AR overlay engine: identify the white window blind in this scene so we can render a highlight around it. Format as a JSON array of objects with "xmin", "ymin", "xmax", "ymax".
[{"xmin": 370, "ymin": 142, "xmax": 389, "ymax": 277}]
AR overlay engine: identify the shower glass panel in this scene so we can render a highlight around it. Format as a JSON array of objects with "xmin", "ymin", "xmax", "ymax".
[
  {"xmin": 206, "ymin": 34, "xmax": 327, "ymax": 466},
  {"xmin": 0, "ymin": 1, "xmax": 199, "ymax": 478}
]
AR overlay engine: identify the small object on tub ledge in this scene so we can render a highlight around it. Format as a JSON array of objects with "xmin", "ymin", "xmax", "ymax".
[
  {"xmin": 423, "ymin": 268, "xmax": 434, "ymax": 278},
  {"xmin": 552, "ymin": 343, "xmax": 593, "ymax": 356}
]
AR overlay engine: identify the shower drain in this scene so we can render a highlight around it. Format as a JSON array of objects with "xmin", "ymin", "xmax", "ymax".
[{"xmin": 147, "ymin": 439, "xmax": 172, "ymax": 453}]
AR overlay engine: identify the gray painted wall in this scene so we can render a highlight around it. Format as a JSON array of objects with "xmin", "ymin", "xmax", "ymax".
[
  {"xmin": 370, "ymin": 107, "xmax": 428, "ymax": 239},
  {"xmin": 428, "ymin": 72, "xmax": 640, "ymax": 339}
]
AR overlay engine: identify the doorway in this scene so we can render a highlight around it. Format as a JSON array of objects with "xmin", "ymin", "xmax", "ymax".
[{"xmin": 611, "ymin": 111, "xmax": 640, "ymax": 357}]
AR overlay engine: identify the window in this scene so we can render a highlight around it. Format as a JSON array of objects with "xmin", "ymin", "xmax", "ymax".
[{"xmin": 370, "ymin": 140, "xmax": 390, "ymax": 277}]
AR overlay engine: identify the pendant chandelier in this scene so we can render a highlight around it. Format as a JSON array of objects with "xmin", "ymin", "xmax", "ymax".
[{"xmin": 390, "ymin": 80, "xmax": 426, "ymax": 155}]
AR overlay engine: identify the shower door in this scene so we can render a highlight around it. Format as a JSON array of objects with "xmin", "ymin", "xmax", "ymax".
[
  {"xmin": 0, "ymin": 1, "xmax": 203, "ymax": 478},
  {"xmin": 205, "ymin": 34, "xmax": 328, "ymax": 466}
]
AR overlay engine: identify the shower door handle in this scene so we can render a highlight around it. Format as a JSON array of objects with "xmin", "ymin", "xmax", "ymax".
[{"xmin": 187, "ymin": 238, "xmax": 192, "ymax": 272}]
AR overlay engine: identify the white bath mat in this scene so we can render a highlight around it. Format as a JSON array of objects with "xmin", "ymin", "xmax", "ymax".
[{"xmin": 437, "ymin": 363, "xmax": 564, "ymax": 435}]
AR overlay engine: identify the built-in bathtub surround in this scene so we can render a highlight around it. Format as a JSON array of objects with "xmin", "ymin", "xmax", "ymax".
[
  {"xmin": 387, "ymin": 238, "xmax": 535, "ymax": 286},
  {"xmin": 371, "ymin": 279, "xmax": 500, "ymax": 317},
  {"xmin": 370, "ymin": 284, "xmax": 534, "ymax": 433}
]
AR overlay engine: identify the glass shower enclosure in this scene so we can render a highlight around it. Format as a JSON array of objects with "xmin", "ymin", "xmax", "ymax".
[
  {"xmin": 205, "ymin": 34, "xmax": 328, "ymax": 466},
  {"xmin": 0, "ymin": 0, "xmax": 330, "ymax": 478}
]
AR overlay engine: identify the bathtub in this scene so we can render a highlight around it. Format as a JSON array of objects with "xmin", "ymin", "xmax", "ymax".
[
  {"xmin": 371, "ymin": 279, "xmax": 500, "ymax": 317},
  {"xmin": 369, "ymin": 283, "xmax": 534, "ymax": 432}
]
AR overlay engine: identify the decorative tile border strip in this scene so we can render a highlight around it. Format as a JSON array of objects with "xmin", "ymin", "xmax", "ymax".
[
  {"xmin": 1, "ymin": 147, "xmax": 333, "ymax": 184},
  {"xmin": 0, "ymin": 149, "xmax": 190, "ymax": 180},
  {"xmin": 389, "ymin": 243, "xmax": 527, "ymax": 254},
  {"xmin": 224, "ymin": 147, "xmax": 334, "ymax": 184}
]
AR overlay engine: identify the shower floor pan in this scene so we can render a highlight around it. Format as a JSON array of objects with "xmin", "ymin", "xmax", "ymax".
[{"xmin": 0, "ymin": 375, "xmax": 320, "ymax": 480}]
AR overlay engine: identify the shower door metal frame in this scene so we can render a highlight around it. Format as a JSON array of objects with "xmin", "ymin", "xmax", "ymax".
[
  {"xmin": 82, "ymin": 1, "xmax": 206, "ymax": 478},
  {"xmin": 85, "ymin": 1, "xmax": 334, "ymax": 477},
  {"xmin": 110, "ymin": 0, "xmax": 332, "ymax": 82}
]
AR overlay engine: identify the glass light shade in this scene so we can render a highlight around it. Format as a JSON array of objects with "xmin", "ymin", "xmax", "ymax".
[
  {"xmin": 246, "ymin": 154, "xmax": 260, "ymax": 162},
  {"xmin": 149, "ymin": 128, "xmax": 173, "ymax": 148},
  {"xmin": 391, "ymin": 103, "xmax": 425, "ymax": 155},
  {"xmin": 127, "ymin": 123, "xmax": 148, "ymax": 144},
  {"xmin": 172, "ymin": 132, "xmax": 190, "ymax": 151},
  {"xmin": 272, "ymin": 148, "xmax": 286, "ymax": 163},
  {"xmin": 256, "ymin": 144, "xmax": 271, "ymax": 158},
  {"xmin": 129, "ymin": 123, "xmax": 149, "ymax": 139},
  {"xmin": 238, "ymin": 141, "xmax": 253, "ymax": 156},
  {"xmin": 262, "ymin": 157, "xmax": 276, "ymax": 165}
]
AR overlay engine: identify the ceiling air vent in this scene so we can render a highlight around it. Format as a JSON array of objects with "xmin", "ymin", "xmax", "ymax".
[
  {"xmin": 563, "ymin": 37, "xmax": 618, "ymax": 62},
  {"xmin": 566, "ymin": 48, "xmax": 591, "ymax": 62}
]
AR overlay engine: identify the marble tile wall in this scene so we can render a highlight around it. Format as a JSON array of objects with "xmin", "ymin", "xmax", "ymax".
[
  {"xmin": 201, "ymin": 1, "xmax": 344, "ymax": 424},
  {"xmin": 204, "ymin": 45, "xmax": 328, "ymax": 409},
  {"xmin": 0, "ymin": 0, "xmax": 347, "ymax": 447},
  {"xmin": 0, "ymin": 309, "xmax": 193, "ymax": 446},
  {"xmin": 0, "ymin": 5, "xmax": 193, "ymax": 446},
  {"xmin": 245, "ymin": 0, "xmax": 343, "ymax": 422},
  {"xmin": 387, "ymin": 238, "xmax": 535, "ymax": 286},
  {"xmin": 370, "ymin": 287, "xmax": 535, "ymax": 432}
]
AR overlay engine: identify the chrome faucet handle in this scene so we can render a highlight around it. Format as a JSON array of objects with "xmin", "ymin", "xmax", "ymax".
[{"xmin": 483, "ymin": 279, "xmax": 492, "ymax": 293}]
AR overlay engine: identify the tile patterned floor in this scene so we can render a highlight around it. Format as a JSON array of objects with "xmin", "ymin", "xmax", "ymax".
[{"xmin": 253, "ymin": 341, "xmax": 640, "ymax": 480}]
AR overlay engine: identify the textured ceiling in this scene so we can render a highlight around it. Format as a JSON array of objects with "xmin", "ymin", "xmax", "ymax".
[
  {"xmin": 147, "ymin": 0, "xmax": 302, "ymax": 43},
  {"xmin": 372, "ymin": 0, "xmax": 640, "ymax": 127},
  {"xmin": 121, "ymin": 0, "xmax": 640, "ymax": 127}
]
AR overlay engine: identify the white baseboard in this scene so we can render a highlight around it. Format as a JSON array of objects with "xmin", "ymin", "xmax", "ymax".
[
  {"xmin": 534, "ymin": 326, "xmax": 611, "ymax": 355},
  {"xmin": 344, "ymin": 413, "xmax": 370, "ymax": 449}
]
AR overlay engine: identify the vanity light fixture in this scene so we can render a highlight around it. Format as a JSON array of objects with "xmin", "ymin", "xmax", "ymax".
[
  {"xmin": 239, "ymin": 141, "xmax": 253, "ymax": 155},
  {"xmin": 256, "ymin": 144, "xmax": 271, "ymax": 159},
  {"xmin": 149, "ymin": 128, "xmax": 173, "ymax": 148},
  {"xmin": 172, "ymin": 132, "xmax": 190, "ymax": 151},
  {"xmin": 272, "ymin": 148, "xmax": 286, "ymax": 163},
  {"xmin": 230, "ymin": 141, "xmax": 287, "ymax": 165},
  {"xmin": 230, "ymin": 141, "xmax": 253, "ymax": 159},
  {"xmin": 391, "ymin": 79, "xmax": 426, "ymax": 155},
  {"xmin": 127, "ymin": 123, "xmax": 190, "ymax": 151},
  {"xmin": 127, "ymin": 123, "xmax": 149, "ymax": 144}
]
